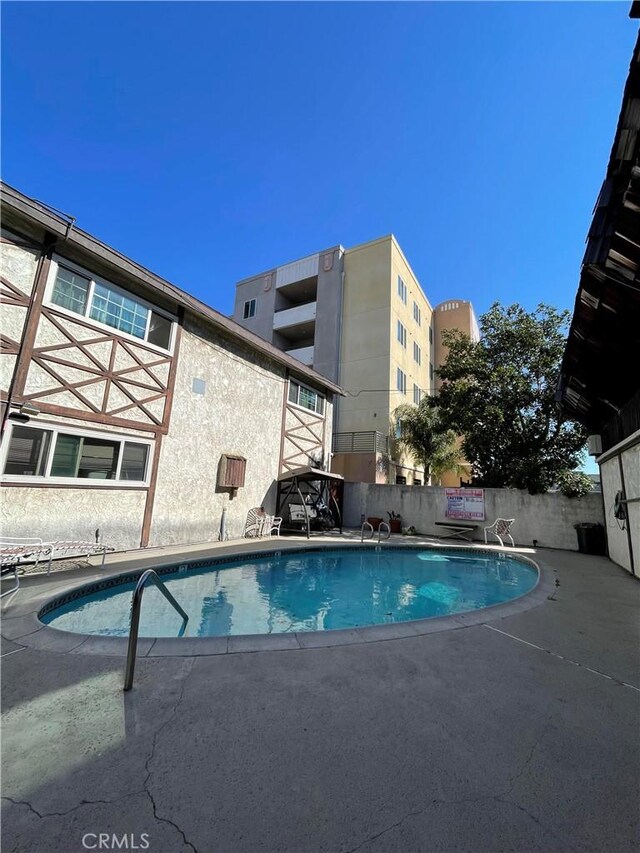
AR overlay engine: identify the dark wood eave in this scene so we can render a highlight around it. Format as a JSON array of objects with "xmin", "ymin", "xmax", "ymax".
[
  {"xmin": 559, "ymin": 31, "xmax": 640, "ymax": 431},
  {"xmin": 0, "ymin": 182, "xmax": 344, "ymax": 398}
]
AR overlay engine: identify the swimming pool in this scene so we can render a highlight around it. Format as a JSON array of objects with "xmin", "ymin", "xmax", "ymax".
[{"xmin": 40, "ymin": 546, "xmax": 538, "ymax": 638}]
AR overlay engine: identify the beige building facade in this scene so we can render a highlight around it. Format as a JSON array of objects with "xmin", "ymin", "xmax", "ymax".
[
  {"xmin": 234, "ymin": 235, "xmax": 478, "ymax": 486},
  {"xmin": 0, "ymin": 184, "xmax": 340, "ymax": 549}
]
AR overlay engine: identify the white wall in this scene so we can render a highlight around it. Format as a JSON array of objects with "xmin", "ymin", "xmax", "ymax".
[
  {"xmin": 343, "ymin": 483, "xmax": 605, "ymax": 551},
  {"xmin": 599, "ymin": 433, "xmax": 639, "ymax": 577}
]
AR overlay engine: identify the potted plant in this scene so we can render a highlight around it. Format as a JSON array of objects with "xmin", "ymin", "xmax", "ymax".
[
  {"xmin": 388, "ymin": 511, "xmax": 402, "ymax": 534},
  {"xmin": 367, "ymin": 516, "xmax": 383, "ymax": 531}
]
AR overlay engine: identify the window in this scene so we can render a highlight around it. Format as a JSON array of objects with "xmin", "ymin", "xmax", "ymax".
[
  {"xmin": 413, "ymin": 479, "xmax": 422, "ymax": 486},
  {"xmin": 395, "ymin": 419, "xmax": 403, "ymax": 439},
  {"xmin": 430, "ymin": 362, "xmax": 434, "ymax": 382},
  {"xmin": 429, "ymin": 326, "xmax": 433, "ymax": 345},
  {"xmin": 3, "ymin": 426, "xmax": 51, "ymax": 476},
  {"xmin": 90, "ymin": 283, "xmax": 148, "ymax": 339},
  {"xmin": 396, "ymin": 368, "xmax": 406, "ymax": 395},
  {"xmin": 413, "ymin": 302, "xmax": 421, "ymax": 326},
  {"xmin": 288, "ymin": 380, "xmax": 325, "ymax": 415},
  {"xmin": 395, "ymin": 475, "xmax": 407, "ymax": 485},
  {"xmin": 1, "ymin": 424, "xmax": 150, "ymax": 484},
  {"xmin": 397, "ymin": 275, "xmax": 407, "ymax": 304},
  {"xmin": 413, "ymin": 342, "xmax": 421, "ymax": 365},
  {"xmin": 413, "ymin": 384, "xmax": 422, "ymax": 406},
  {"xmin": 243, "ymin": 299, "xmax": 256, "ymax": 319},
  {"xmin": 397, "ymin": 320, "xmax": 407, "ymax": 348},
  {"xmin": 48, "ymin": 259, "xmax": 174, "ymax": 351}
]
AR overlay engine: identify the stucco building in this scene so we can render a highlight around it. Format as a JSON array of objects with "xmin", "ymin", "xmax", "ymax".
[
  {"xmin": 0, "ymin": 183, "xmax": 341, "ymax": 550},
  {"xmin": 233, "ymin": 235, "xmax": 478, "ymax": 486}
]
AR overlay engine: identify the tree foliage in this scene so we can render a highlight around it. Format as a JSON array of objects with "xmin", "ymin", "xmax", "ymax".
[
  {"xmin": 557, "ymin": 470, "xmax": 592, "ymax": 499},
  {"xmin": 436, "ymin": 303, "xmax": 588, "ymax": 494},
  {"xmin": 393, "ymin": 400, "xmax": 465, "ymax": 484}
]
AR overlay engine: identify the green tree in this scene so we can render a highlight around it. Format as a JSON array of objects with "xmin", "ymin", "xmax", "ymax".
[
  {"xmin": 393, "ymin": 400, "xmax": 465, "ymax": 484},
  {"xmin": 436, "ymin": 303, "xmax": 588, "ymax": 494}
]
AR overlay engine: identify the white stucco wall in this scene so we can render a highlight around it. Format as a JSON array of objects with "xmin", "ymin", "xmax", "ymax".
[
  {"xmin": 0, "ymin": 487, "xmax": 146, "ymax": 550},
  {"xmin": 599, "ymin": 434, "xmax": 639, "ymax": 576},
  {"xmin": 0, "ymin": 234, "xmax": 39, "ymax": 395},
  {"xmin": 343, "ymin": 483, "xmax": 605, "ymax": 551},
  {"xmin": 150, "ymin": 316, "xmax": 333, "ymax": 545}
]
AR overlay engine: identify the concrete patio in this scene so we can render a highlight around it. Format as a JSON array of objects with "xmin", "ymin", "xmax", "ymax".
[{"xmin": 1, "ymin": 539, "xmax": 638, "ymax": 853}]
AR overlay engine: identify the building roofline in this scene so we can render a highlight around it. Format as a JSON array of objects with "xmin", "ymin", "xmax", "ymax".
[
  {"xmin": 235, "ymin": 244, "xmax": 345, "ymax": 287},
  {"xmin": 0, "ymin": 182, "xmax": 344, "ymax": 396},
  {"xmin": 346, "ymin": 233, "xmax": 434, "ymax": 312}
]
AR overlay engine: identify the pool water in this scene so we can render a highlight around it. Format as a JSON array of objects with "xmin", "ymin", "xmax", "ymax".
[{"xmin": 42, "ymin": 548, "xmax": 537, "ymax": 638}]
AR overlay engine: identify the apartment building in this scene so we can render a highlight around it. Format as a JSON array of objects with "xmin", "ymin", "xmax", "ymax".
[
  {"xmin": 432, "ymin": 299, "xmax": 480, "ymax": 392},
  {"xmin": 0, "ymin": 183, "xmax": 341, "ymax": 549},
  {"xmin": 234, "ymin": 235, "xmax": 477, "ymax": 485}
]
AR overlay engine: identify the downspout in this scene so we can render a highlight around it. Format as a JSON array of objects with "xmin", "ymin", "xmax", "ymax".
[{"xmin": 330, "ymin": 265, "xmax": 345, "ymax": 471}]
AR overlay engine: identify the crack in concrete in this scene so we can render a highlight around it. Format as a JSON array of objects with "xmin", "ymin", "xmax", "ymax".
[
  {"xmin": 142, "ymin": 658, "xmax": 198, "ymax": 853},
  {"xmin": 483, "ymin": 624, "xmax": 640, "ymax": 692},
  {"xmin": 496, "ymin": 797, "xmax": 580, "ymax": 853},
  {"xmin": 1, "ymin": 792, "xmax": 134, "ymax": 820},
  {"xmin": 502, "ymin": 716, "xmax": 553, "ymax": 799},
  {"xmin": 341, "ymin": 794, "xmax": 497, "ymax": 853}
]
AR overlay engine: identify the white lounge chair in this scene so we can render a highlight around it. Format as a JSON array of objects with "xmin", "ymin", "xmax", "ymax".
[
  {"xmin": 484, "ymin": 518, "xmax": 515, "ymax": 547},
  {"xmin": 0, "ymin": 537, "xmax": 111, "ymax": 577},
  {"xmin": 1, "ymin": 538, "xmax": 54, "ymax": 599}
]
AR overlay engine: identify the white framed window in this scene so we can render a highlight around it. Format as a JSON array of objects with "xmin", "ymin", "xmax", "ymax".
[
  {"xmin": 413, "ymin": 301, "xmax": 421, "ymax": 326},
  {"xmin": 396, "ymin": 320, "xmax": 407, "ymax": 348},
  {"xmin": 413, "ymin": 384, "xmax": 422, "ymax": 405},
  {"xmin": 288, "ymin": 379, "xmax": 325, "ymax": 415},
  {"xmin": 413, "ymin": 342, "xmax": 421, "ymax": 365},
  {"xmin": 45, "ymin": 256, "xmax": 176, "ymax": 353},
  {"xmin": 396, "ymin": 368, "xmax": 406, "ymax": 395},
  {"xmin": 1, "ymin": 421, "xmax": 152, "ymax": 487},
  {"xmin": 397, "ymin": 275, "xmax": 407, "ymax": 304},
  {"xmin": 243, "ymin": 299, "xmax": 256, "ymax": 319}
]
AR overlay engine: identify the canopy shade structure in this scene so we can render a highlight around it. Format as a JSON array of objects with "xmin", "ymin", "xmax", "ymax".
[
  {"xmin": 558, "ymin": 31, "xmax": 640, "ymax": 451},
  {"xmin": 276, "ymin": 468, "xmax": 344, "ymax": 538}
]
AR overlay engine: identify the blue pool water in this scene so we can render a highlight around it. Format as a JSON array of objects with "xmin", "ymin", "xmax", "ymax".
[{"xmin": 42, "ymin": 548, "xmax": 537, "ymax": 638}]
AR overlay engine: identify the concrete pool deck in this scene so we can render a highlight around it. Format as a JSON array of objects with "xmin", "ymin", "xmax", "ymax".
[{"xmin": 1, "ymin": 538, "xmax": 639, "ymax": 852}]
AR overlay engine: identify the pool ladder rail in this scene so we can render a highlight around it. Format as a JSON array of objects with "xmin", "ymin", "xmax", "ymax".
[
  {"xmin": 124, "ymin": 569, "xmax": 189, "ymax": 692},
  {"xmin": 361, "ymin": 521, "xmax": 391, "ymax": 545}
]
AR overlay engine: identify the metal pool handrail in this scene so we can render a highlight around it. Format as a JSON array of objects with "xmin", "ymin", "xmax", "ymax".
[
  {"xmin": 124, "ymin": 569, "xmax": 189, "ymax": 692},
  {"xmin": 361, "ymin": 521, "xmax": 374, "ymax": 541},
  {"xmin": 377, "ymin": 521, "xmax": 391, "ymax": 543}
]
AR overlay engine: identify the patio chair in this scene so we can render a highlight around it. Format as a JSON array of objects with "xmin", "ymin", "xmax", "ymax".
[
  {"xmin": 484, "ymin": 518, "xmax": 515, "ymax": 547},
  {"xmin": 264, "ymin": 515, "xmax": 282, "ymax": 537},
  {"xmin": 244, "ymin": 507, "xmax": 267, "ymax": 538}
]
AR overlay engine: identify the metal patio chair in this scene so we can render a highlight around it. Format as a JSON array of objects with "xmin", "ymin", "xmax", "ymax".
[{"xmin": 483, "ymin": 518, "xmax": 515, "ymax": 547}]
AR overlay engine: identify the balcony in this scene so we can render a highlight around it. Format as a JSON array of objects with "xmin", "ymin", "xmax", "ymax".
[
  {"xmin": 273, "ymin": 301, "xmax": 317, "ymax": 333},
  {"xmin": 285, "ymin": 345, "xmax": 314, "ymax": 366},
  {"xmin": 333, "ymin": 431, "xmax": 390, "ymax": 454}
]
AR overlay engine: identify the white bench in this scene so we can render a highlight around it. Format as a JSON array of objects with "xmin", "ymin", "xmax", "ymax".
[{"xmin": 434, "ymin": 521, "xmax": 478, "ymax": 542}]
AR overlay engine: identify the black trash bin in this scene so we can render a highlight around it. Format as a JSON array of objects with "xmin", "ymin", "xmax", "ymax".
[{"xmin": 574, "ymin": 522, "xmax": 606, "ymax": 555}]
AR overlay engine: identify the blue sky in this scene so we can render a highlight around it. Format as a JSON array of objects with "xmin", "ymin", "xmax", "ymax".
[{"xmin": 2, "ymin": 2, "xmax": 637, "ymax": 473}]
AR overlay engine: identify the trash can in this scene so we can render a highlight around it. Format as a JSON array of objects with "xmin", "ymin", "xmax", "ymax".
[{"xmin": 574, "ymin": 522, "xmax": 606, "ymax": 555}]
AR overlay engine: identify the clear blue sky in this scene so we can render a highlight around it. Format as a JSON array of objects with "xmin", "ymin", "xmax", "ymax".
[{"xmin": 2, "ymin": 3, "xmax": 636, "ymax": 470}]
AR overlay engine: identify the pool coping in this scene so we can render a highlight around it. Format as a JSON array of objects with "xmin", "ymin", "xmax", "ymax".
[{"xmin": 1, "ymin": 541, "xmax": 553, "ymax": 656}]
